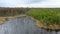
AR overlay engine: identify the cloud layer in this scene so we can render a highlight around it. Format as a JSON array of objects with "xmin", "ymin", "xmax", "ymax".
[{"xmin": 0, "ymin": 0, "xmax": 60, "ymax": 8}]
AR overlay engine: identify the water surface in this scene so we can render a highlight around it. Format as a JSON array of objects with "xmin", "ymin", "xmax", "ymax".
[{"xmin": 0, "ymin": 16, "xmax": 60, "ymax": 34}]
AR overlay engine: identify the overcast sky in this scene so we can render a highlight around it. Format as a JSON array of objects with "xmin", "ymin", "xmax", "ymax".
[{"xmin": 0, "ymin": 0, "xmax": 60, "ymax": 8}]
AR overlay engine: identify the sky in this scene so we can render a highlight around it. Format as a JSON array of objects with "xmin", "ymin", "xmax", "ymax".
[{"xmin": 0, "ymin": 0, "xmax": 60, "ymax": 8}]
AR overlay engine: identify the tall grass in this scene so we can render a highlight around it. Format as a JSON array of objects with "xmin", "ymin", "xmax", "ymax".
[{"xmin": 27, "ymin": 9, "xmax": 60, "ymax": 25}]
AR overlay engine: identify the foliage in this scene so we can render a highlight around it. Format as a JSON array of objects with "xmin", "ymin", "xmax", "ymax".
[{"xmin": 27, "ymin": 9, "xmax": 60, "ymax": 25}]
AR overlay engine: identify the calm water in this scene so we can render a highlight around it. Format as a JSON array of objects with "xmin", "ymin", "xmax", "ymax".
[{"xmin": 0, "ymin": 16, "xmax": 60, "ymax": 34}]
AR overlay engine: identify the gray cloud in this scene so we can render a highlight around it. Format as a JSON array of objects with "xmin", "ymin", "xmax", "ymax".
[{"xmin": 0, "ymin": 0, "xmax": 60, "ymax": 8}]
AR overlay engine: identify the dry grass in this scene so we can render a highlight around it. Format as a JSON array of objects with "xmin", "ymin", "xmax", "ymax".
[{"xmin": 0, "ymin": 18, "xmax": 6, "ymax": 24}]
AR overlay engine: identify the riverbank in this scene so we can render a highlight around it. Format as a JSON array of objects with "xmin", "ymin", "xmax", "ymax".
[
  {"xmin": 0, "ymin": 14, "xmax": 27, "ymax": 24},
  {"xmin": 29, "ymin": 16, "xmax": 60, "ymax": 30},
  {"xmin": 27, "ymin": 9, "xmax": 60, "ymax": 31},
  {"xmin": 22, "ymin": 15, "xmax": 60, "ymax": 30},
  {"xmin": 0, "ymin": 14, "xmax": 26, "ymax": 18},
  {"xmin": 0, "ymin": 18, "xmax": 6, "ymax": 24},
  {"xmin": 0, "ymin": 14, "xmax": 60, "ymax": 30}
]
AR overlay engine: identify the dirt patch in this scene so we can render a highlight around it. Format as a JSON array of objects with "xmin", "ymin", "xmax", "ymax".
[{"xmin": 0, "ymin": 18, "xmax": 6, "ymax": 24}]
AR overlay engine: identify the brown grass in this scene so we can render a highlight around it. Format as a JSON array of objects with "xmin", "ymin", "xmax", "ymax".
[{"xmin": 0, "ymin": 18, "xmax": 6, "ymax": 24}]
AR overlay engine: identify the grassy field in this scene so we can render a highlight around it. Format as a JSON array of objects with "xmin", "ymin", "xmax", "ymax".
[{"xmin": 27, "ymin": 8, "xmax": 60, "ymax": 26}]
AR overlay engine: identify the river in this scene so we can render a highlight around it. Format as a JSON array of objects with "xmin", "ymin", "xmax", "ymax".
[{"xmin": 0, "ymin": 16, "xmax": 60, "ymax": 34}]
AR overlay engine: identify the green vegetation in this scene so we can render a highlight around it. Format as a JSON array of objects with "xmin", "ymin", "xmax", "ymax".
[{"xmin": 27, "ymin": 8, "xmax": 60, "ymax": 26}]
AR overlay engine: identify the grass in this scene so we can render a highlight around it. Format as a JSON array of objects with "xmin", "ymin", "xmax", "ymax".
[{"xmin": 27, "ymin": 9, "xmax": 60, "ymax": 26}]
